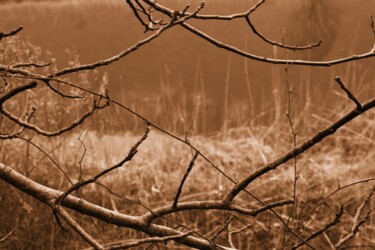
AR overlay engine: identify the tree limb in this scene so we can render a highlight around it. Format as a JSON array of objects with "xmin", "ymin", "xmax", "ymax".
[
  {"xmin": 0, "ymin": 26, "xmax": 23, "ymax": 41},
  {"xmin": 224, "ymin": 97, "xmax": 375, "ymax": 204}
]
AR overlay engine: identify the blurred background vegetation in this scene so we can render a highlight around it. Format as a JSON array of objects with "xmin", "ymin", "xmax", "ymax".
[{"xmin": 1, "ymin": 0, "xmax": 374, "ymax": 134}]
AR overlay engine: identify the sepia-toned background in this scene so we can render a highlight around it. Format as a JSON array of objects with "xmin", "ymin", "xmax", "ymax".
[
  {"xmin": 1, "ymin": 0, "xmax": 375, "ymax": 249},
  {"xmin": 1, "ymin": 0, "xmax": 374, "ymax": 133}
]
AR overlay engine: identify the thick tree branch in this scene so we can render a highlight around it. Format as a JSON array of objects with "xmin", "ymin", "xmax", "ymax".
[
  {"xmin": 0, "ymin": 163, "xmax": 234, "ymax": 249},
  {"xmin": 0, "ymin": 81, "xmax": 37, "ymax": 106}
]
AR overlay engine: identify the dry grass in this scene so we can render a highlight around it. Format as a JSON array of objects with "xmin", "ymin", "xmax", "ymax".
[{"xmin": 1, "ymin": 107, "xmax": 374, "ymax": 249}]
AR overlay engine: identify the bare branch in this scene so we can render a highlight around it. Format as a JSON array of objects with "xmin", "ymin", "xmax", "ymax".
[
  {"xmin": 143, "ymin": 198, "xmax": 294, "ymax": 223},
  {"xmin": 0, "ymin": 63, "xmax": 312, "ymax": 248},
  {"xmin": 180, "ymin": 21, "xmax": 375, "ymax": 66},
  {"xmin": 12, "ymin": 62, "xmax": 51, "ymax": 68},
  {"xmin": 245, "ymin": 16, "xmax": 321, "ymax": 50},
  {"xmin": 142, "ymin": 0, "xmax": 375, "ymax": 66},
  {"xmin": 0, "ymin": 229, "xmax": 14, "ymax": 243},
  {"xmin": 285, "ymin": 177, "xmax": 375, "ymax": 248},
  {"xmin": 335, "ymin": 187, "xmax": 375, "ymax": 249},
  {"xmin": 0, "ymin": 124, "xmax": 26, "ymax": 139},
  {"xmin": 2, "ymin": 2, "xmax": 375, "ymax": 248},
  {"xmin": 53, "ymin": 2, "xmax": 210, "ymax": 78},
  {"xmin": 224, "ymin": 97, "xmax": 375, "ymax": 204},
  {"xmin": 1, "ymin": 98, "xmax": 109, "ymax": 137},
  {"xmin": 90, "ymin": 231, "xmax": 193, "ymax": 250},
  {"xmin": 17, "ymin": 136, "xmax": 74, "ymax": 186},
  {"xmin": 51, "ymin": 18, "xmax": 178, "ymax": 77},
  {"xmin": 0, "ymin": 162, "xmax": 236, "ymax": 250},
  {"xmin": 0, "ymin": 106, "xmax": 36, "ymax": 139},
  {"xmin": 334, "ymin": 76, "xmax": 362, "ymax": 110},
  {"xmin": 0, "ymin": 81, "xmax": 37, "ymax": 106},
  {"xmin": 150, "ymin": 0, "xmax": 266, "ymax": 20},
  {"xmin": 126, "ymin": 0, "xmax": 156, "ymax": 32},
  {"xmin": 0, "ymin": 26, "xmax": 23, "ymax": 41},
  {"xmin": 42, "ymin": 80, "xmax": 84, "ymax": 99},
  {"xmin": 173, "ymin": 151, "xmax": 199, "ymax": 208},
  {"xmin": 56, "ymin": 127, "xmax": 150, "ymax": 205},
  {"xmin": 51, "ymin": 204, "xmax": 103, "ymax": 249},
  {"xmin": 210, "ymin": 214, "xmax": 234, "ymax": 241},
  {"xmin": 292, "ymin": 206, "xmax": 344, "ymax": 250}
]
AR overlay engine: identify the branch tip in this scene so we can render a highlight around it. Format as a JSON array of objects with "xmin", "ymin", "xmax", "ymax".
[{"xmin": 334, "ymin": 76, "xmax": 362, "ymax": 110}]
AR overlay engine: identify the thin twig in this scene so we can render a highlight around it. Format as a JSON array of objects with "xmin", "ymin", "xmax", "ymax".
[
  {"xmin": 0, "ymin": 26, "xmax": 23, "ymax": 41},
  {"xmin": 283, "ymin": 63, "xmax": 300, "ymax": 247},
  {"xmin": 56, "ymin": 127, "xmax": 150, "ymax": 205},
  {"xmin": 12, "ymin": 62, "xmax": 51, "ymax": 68},
  {"xmin": 291, "ymin": 206, "xmax": 344, "ymax": 249},
  {"xmin": 173, "ymin": 151, "xmax": 199, "ymax": 208},
  {"xmin": 286, "ymin": 177, "xmax": 375, "ymax": 247},
  {"xmin": 126, "ymin": 0, "xmax": 156, "ymax": 32},
  {"xmin": 334, "ymin": 76, "xmax": 362, "ymax": 110},
  {"xmin": 77, "ymin": 127, "xmax": 89, "ymax": 182},
  {"xmin": 210, "ymin": 214, "xmax": 234, "ymax": 241},
  {"xmin": 42, "ymin": 79, "xmax": 84, "ymax": 99},
  {"xmin": 17, "ymin": 137, "xmax": 74, "ymax": 185},
  {"xmin": 335, "ymin": 187, "xmax": 375, "ymax": 249},
  {"xmin": 143, "ymin": 198, "xmax": 294, "ymax": 223},
  {"xmin": 141, "ymin": 0, "xmax": 375, "ymax": 66},
  {"xmin": 245, "ymin": 16, "xmax": 321, "ymax": 50},
  {"xmin": 51, "ymin": 204, "xmax": 104, "ymax": 249},
  {"xmin": 1, "ymin": 98, "xmax": 109, "ymax": 137},
  {"xmin": 0, "ymin": 229, "xmax": 14, "ymax": 243}
]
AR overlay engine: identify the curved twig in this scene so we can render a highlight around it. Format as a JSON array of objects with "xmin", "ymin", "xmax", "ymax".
[
  {"xmin": 245, "ymin": 16, "xmax": 321, "ymax": 50},
  {"xmin": 1, "ymin": 99, "xmax": 109, "ymax": 137},
  {"xmin": 0, "ymin": 26, "xmax": 23, "ymax": 41},
  {"xmin": 143, "ymin": 198, "xmax": 294, "ymax": 223},
  {"xmin": 224, "ymin": 97, "xmax": 375, "ymax": 204}
]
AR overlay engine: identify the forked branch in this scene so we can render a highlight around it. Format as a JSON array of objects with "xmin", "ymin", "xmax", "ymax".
[
  {"xmin": 141, "ymin": 0, "xmax": 375, "ymax": 65},
  {"xmin": 56, "ymin": 127, "xmax": 150, "ymax": 205},
  {"xmin": 335, "ymin": 187, "xmax": 375, "ymax": 249},
  {"xmin": 173, "ymin": 151, "xmax": 199, "ymax": 208},
  {"xmin": 223, "ymin": 97, "xmax": 375, "ymax": 204},
  {"xmin": 292, "ymin": 206, "xmax": 344, "ymax": 250},
  {"xmin": 1, "ymin": 98, "xmax": 109, "ymax": 137}
]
